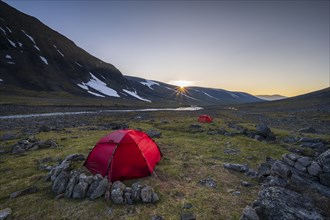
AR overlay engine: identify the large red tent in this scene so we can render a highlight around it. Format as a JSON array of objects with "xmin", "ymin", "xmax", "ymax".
[{"xmin": 84, "ymin": 129, "xmax": 162, "ymax": 182}]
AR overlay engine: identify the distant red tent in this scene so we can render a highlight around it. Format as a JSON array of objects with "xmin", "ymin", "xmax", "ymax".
[
  {"xmin": 84, "ymin": 129, "xmax": 162, "ymax": 182},
  {"xmin": 198, "ymin": 114, "xmax": 213, "ymax": 123}
]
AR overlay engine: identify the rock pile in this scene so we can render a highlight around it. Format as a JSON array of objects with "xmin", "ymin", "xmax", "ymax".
[
  {"xmin": 237, "ymin": 149, "xmax": 330, "ymax": 219},
  {"xmin": 11, "ymin": 137, "xmax": 58, "ymax": 154},
  {"xmin": 45, "ymin": 158, "xmax": 159, "ymax": 204}
]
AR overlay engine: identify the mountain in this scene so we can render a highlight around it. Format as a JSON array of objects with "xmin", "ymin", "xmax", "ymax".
[
  {"xmin": 0, "ymin": 1, "xmax": 262, "ymax": 106},
  {"xmin": 256, "ymin": 94, "xmax": 287, "ymax": 101}
]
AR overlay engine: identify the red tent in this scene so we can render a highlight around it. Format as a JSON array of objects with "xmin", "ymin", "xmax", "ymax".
[
  {"xmin": 198, "ymin": 114, "xmax": 213, "ymax": 123},
  {"xmin": 84, "ymin": 129, "xmax": 162, "ymax": 182}
]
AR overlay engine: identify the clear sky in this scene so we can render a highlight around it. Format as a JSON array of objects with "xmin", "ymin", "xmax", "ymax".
[{"xmin": 4, "ymin": 0, "xmax": 330, "ymax": 96}]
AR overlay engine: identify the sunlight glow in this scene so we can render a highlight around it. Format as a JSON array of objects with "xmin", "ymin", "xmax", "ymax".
[{"xmin": 168, "ymin": 80, "xmax": 194, "ymax": 88}]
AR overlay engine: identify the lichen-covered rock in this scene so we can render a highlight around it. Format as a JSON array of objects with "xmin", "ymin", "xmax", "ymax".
[
  {"xmin": 141, "ymin": 186, "xmax": 153, "ymax": 203},
  {"xmin": 307, "ymin": 162, "xmax": 323, "ymax": 176},
  {"xmin": 224, "ymin": 163, "xmax": 249, "ymax": 172},
  {"xmin": 52, "ymin": 170, "xmax": 70, "ymax": 194},
  {"xmin": 65, "ymin": 170, "xmax": 80, "ymax": 198},
  {"xmin": 131, "ymin": 182, "xmax": 143, "ymax": 202},
  {"xmin": 72, "ymin": 182, "xmax": 88, "ymax": 199},
  {"xmin": 253, "ymin": 186, "xmax": 323, "ymax": 220},
  {"xmin": 239, "ymin": 206, "xmax": 259, "ymax": 220},
  {"xmin": 111, "ymin": 188, "xmax": 124, "ymax": 204},
  {"xmin": 90, "ymin": 178, "xmax": 108, "ymax": 200},
  {"xmin": 271, "ymin": 161, "xmax": 291, "ymax": 178}
]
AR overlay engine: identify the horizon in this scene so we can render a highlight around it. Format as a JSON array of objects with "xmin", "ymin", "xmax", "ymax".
[{"xmin": 4, "ymin": 0, "xmax": 330, "ymax": 97}]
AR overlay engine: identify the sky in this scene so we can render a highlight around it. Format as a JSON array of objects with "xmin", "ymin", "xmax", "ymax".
[{"xmin": 4, "ymin": 0, "xmax": 330, "ymax": 96}]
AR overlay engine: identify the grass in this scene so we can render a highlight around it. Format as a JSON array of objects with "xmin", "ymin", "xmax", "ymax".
[{"xmin": 0, "ymin": 109, "xmax": 327, "ymax": 219}]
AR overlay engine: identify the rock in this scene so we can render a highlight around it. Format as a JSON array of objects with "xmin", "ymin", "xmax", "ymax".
[
  {"xmin": 151, "ymin": 192, "xmax": 160, "ymax": 203},
  {"xmin": 244, "ymin": 169, "xmax": 258, "ymax": 178},
  {"xmin": 257, "ymin": 163, "xmax": 271, "ymax": 177},
  {"xmin": 38, "ymin": 140, "xmax": 58, "ymax": 149},
  {"xmin": 124, "ymin": 187, "xmax": 133, "ymax": 205},
  {"xmin": 224, "ymin": 163, "xmax": 249, "ymax": 172},
  {"xmin": 241, "ymin": 181, "xmax": 252, "ymax": 187},
  {"xmin": 271, "ymin": 161, "xmax": 291, "ymax": 178},
  {"xmin": 1, "ymin": 133, "xmax": 17, "ymax": 141},
  {"xmin": 256, "ymin": 123, "xmax": 271, "ymax": 136},
  {"xmin": 0, "ymin": 208, "xmax": 12, "ymax": 220},
  {"xmin": 87, "ymin": 180, "xmax": 100, "ymax": 198},
  {"xmin": 224, "ymin": 148, "xmax": 240, "ymax": 155},
  {"xmin": 282, "ymin": 154, "xmax": 295, "ymax": 166},
  {"xmin": 298, "ymin": 127, "xmax": 317, "ymax": 133},
  {"xmin": 52, "ymin": 170, "xmax": 70, "ymax": 194},
  {"xmin": 301, "ymin": 142, "xmax": 324, "ymax": 149},
  {"xmin": 319, "ymin": 173, "xmax": 330, "ymax": 186},
  {"xmin": 141, "ymin": 186, "xmax": 154, "ymax": 202},
  {"xmin": 65, "ymin": 170, "xmax": 79, "ymax": 198},
  {"xmin": 181, "ymin": 212, "xmax": 196, "ymax": 220},
  {"xmin": 199, "ymin": 177, "xmax": 217, "ymax": 188},
  {"xmin": 132, "ymin": 182, "xmax": 143, "ymax": 202},
  {"xmin": 64, "ymin": 154, "xmax": 85, "ymax": 162},
  {"xmin": 297, "ymin": 157, "xmax": 312, "ymax": 167},
  {"xmin": 85, "ymin": 176, "xmax": 94, "ymax": 185},
  {"xmin": 262, "ymin": 176, "xmax": 288, "ymax": 188},
  {"xmin": 111, "ymin": 188, "xmax": 124, "ymax": 204},
  {"xmin": 39, "ymin": 125, "xmax": 51, "ymax": 132},
  {"xmin": 307, "ymin": 162, "xmax": 323, "ymax": 176},
  {"xmin": 111, "ymin": 181, "xmax": 126, "ymax": 192},
  {"xmin": 90, "ymin": 178, "xmax": 108, "ymax": 200},
  {"xmin": 54, "ymin": 193, "xmax": 65, "ymax": 200},
  {"xmin": 72, "ymin": 181, "xmax": 89, "ymax": 199},
  {"xmin": 146, "ymin": 129, "xmax": 162, "ymax": 138},
  {"xmin": 104, "ymin": 182, "xmax": 112, "ymax": 202},
  {"xmin": 189, "ymin": 124, "xmax": 201, "ymax": 129},
  {"xmin": 294, "ymin": 162, "xmax": 307, "ymax": 172},
  {"xmin": 254, "ymin": 135, "xmax": 263, "ymax": 141},
  {"xmin": 232, "ymin": 191, "xmax": 241, "ymax": 196},
  {"xmin": 286, "ymin": 154, "xmax": 300, "ymax": 161},
  {"xmin": 93, "ymin": 174, "xmax": 104, "ymax": 181},
  {"xmin": 253, "ymin": 186, "xmax": 323, "ymax": 220},
  {"xmin": 9, "ymin": 186, "xmax": 38, "ymax": 198},
  {"xmin": 316, "ymin": 149, "xmax": 330, "ymax": 173},
  {"xmin": 239, "ymin": 206, "xmax": 259, "ymax": 220},
  {"xmin": 183, "ymin": 203, "xmax": 193, "ymax": 209}
]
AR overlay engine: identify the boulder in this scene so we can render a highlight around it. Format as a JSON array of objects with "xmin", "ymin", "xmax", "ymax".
[
  {"xmin": 131, "ymin": 182, "xmax": 143, "ymax": 202},
  {"xmin": 282, "ymin": 154, "xmax": 295, "ymax": 166},
  {"xmin": 297, "ymin": 157, "xmax": 312, "ymax": 167},
  {"xmin": 65, "ymin": 170, "xmax": 80, "ymax": 198},
  {"xmin": 0, "ymin": 208, "xmax": 12, "ymax": 220},
  {"xmin": 111, "ymin": 188, "xmax": 124, "ymax": 204},
  {"xmin": 298, "ymin": 127, "xmax": 317, "ymax": 134},
  {"xmin": 253, "ymin": 186, "xmax": 323, "ymax": 220},
  {"xmin": 64, "ymin": 154, "xmax": 85, "ymax": 162},
  {"xmin": 87, "ymin": 180, "xmax": 100, "ymax": 198},
  {"xmin": 52, "ymin": 170, "xmax": 70, "ymax": 194},
  {"xmin": 239, "ymin": 206, "xmax": 259, "ymax": 220},
  {"xmin": 146, "ymin": 129, "xmax": 162, "ymax": 138},
  {"xmin": 307, "ymin": 162, "xmax": 323, "ymax": 176},
  {"xmin": 257, "ymin": 163, "xmax": 271, "ymax": 177},
  {"xmin": 294, "ymin": 162, "xmax": 307, "ymax": 172},
  {"xmin": 90, "ymin": 178, "xmax": 108, "ymax": 200},
  {"xmin": 72, "ymin": 182, "xmax": 89, "ymax": 199},
  {"xmin": 224, "ymin": 163, "xmax": 249, "ymax": 172},
  {"xmin": 9, "ymin": 186, "xmax": 38, "ymax": 198},
  {"xmin": 199, "ymin": 177, "xmax": 217, "ymax": 188},
  {"xmin": 141, "ymin": 186, "xmax": 153, "ymax": 203},
  {"xmin": 316, "ymin": 149, "xmax": 330, "ymax": 173}
]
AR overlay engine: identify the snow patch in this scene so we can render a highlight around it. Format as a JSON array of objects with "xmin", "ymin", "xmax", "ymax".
[
  {"xmin": 53, "ymin": 45, "xmax": 64, "ymax": 57},
  {"xmin": 140, "ymin": 80, "xmax": 160, "ymax": 90},
  {"xmin": 21, "ymin": 29, "xmax": 36, "ymax": 44},
  {"xmin": 34, "ymin": 45, "xmax": 40, "ymax": 51},
  {"xmin": 202, "ymin": 91, "xmax": 220, "ymax": 100},
  {"xmin": 77, "ymin": 73, "xmax": 120, "ymax": 97},
  {"xmin": 230, "ymin": 93, "xmax": 239, "ymax": 98},
  {"xmin": 123, "ymin": 89, "xmax": 151, "ymax": 102},
  {"xmin": 18, "ymin": 42, "xmax": 23, "ymax": 47},
  {"xmin": 5, "ymin": 54, "xmax": 12, "ymax": 59},
  {"xmin": 6, "ymin": 26, "xmax": 12, "ymax": 33},
  {"xmin": 7, "ymin": 39, "xmax": 16, "ymax": 48},
  {"xmin": 7, "ymin": 61, "xmax": 15, "ymax": 65},
  {"xmin": 39, "ymin": 56, "xmax": 48, "ymax": 65},
  {"xmin": 75, "ymin": 62, "xmax": 82, "ymax": 67},
  {"xmin": 0, "ymin": 79, "xmax": 3, "ymax": 82},
  {"xmin": 0, "ymin": 27, "xmax": 6, "ymax": 34},
  {"xmin": 88, "ymin": 91, "xmax": 105, "ymax": 97}
]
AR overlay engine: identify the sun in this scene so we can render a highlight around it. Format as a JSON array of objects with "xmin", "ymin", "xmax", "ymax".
[{"xmin": 168, "ymin": 80, "xmax": 194, "ymax": 88}]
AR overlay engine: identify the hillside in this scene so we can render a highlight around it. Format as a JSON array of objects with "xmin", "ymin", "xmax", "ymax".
[{"xmin": 0, "ymin": 1, "xmax": 262, "ymax": 107}]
